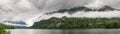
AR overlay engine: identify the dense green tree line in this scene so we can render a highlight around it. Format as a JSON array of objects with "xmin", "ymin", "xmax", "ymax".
[
  {"xmin": 31, "ymin": 17, "xmax": 120, "ymax": 29},
  {"xmin": 0, "ymin": 24, "xmax": 14, "ymax": 29}
]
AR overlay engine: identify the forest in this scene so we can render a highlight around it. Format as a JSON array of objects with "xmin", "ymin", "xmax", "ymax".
[{"xmin": 31, "ymin": 16, "xmax": 120, "ymax": 29}]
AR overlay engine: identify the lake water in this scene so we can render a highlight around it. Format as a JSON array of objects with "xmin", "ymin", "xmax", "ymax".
[{"xmin": 9, "ymin": 29, "xmax": 120, "ymax": 34}]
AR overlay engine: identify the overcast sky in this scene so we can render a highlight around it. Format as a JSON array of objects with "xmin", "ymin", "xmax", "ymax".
[
  {"xmin": 1, "ymin": 0, "xmax": 120, "ymax": 27},
  {"xmin": 29, "ymin": 0, "xmax": 120, "ymax": 12}
]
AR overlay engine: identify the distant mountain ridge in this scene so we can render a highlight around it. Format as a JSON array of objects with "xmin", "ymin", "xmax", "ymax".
[
  {"xmin": 3, "ymin": 20, "xmax": 27, "ymax": 29},
  {"xmin": 4, "ymin": 20, "xmax": 27, "ymax": 25},
  {"xmin": 98, "ymin": 6, "xmax": 119, "ymax": 11},
  {"xmin": 46, "ymin": 6, "xmax": 120, "ymax": 14}
]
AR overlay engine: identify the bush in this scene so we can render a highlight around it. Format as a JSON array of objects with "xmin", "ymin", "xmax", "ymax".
[{"xmin": 0, "ymin": 24, "xmax": 10, "ymax": 34}]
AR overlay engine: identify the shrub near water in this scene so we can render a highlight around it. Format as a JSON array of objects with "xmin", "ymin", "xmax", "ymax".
[{"xmin": 0, "ymin": 24, "xmax": 10, "ymax": 34}]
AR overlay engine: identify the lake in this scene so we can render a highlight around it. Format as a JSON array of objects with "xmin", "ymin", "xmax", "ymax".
[{"xmin": 9, "ymin": 29, "xmax": 120, "ymax": 34}]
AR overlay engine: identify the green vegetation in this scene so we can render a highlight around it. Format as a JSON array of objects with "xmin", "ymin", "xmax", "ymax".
[
  {"xmin": 0, "ymin": 24, "xmax": 11, "ymax": 34},
  {"xmin": 31, "ymin": 16, "xmax": 120, "ymax": 29},
  {"xmin": 0, "ymin": 24, "xmax": 15, "ymax": 29}
]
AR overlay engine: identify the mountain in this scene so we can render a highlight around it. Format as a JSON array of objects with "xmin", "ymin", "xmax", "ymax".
[
  {"xmin": 4, "ymin": 20, "xmax": 27, "ymax": 25},
  {"xmin": 2, "ymin": 20, "xmax": 28, "ymax": 29},
  {"xmin": 13, "ymin": 26, "xmax": 28, "ymax": 29},
  {"xmin": 98, "ymin": 6, "xmax": 119, "ymax": 11},
  {"xmin": 30, "ymin": 17, "xmax": 120, "ymax": 29},
  {"xmin": 45, "ymin": 6, "xmax": 119, "ymax": 14},
  {"xmin": 45, "ymin": 6, "xmax": 91, "ymax": 14}
]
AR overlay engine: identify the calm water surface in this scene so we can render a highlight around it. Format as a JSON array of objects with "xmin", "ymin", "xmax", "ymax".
[{"xmin": 9, "ymin": 29, "xmax": 120, "ymax": 34}]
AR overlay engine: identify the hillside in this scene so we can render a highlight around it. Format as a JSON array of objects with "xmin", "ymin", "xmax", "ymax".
[{"xmin": 30, "ymin": 17, "xmax": 120, "ymax": 29}]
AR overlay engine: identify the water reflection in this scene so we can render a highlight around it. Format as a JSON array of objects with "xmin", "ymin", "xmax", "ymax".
[{"xmin": 10, "ymin": 29, "xmax": 120, "ymax": 34}]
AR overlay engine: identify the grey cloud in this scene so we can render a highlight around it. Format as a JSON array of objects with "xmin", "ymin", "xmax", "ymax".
[{"xmin": 29, "ymin": 0, "xmax": 91, "ymax": 12}]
